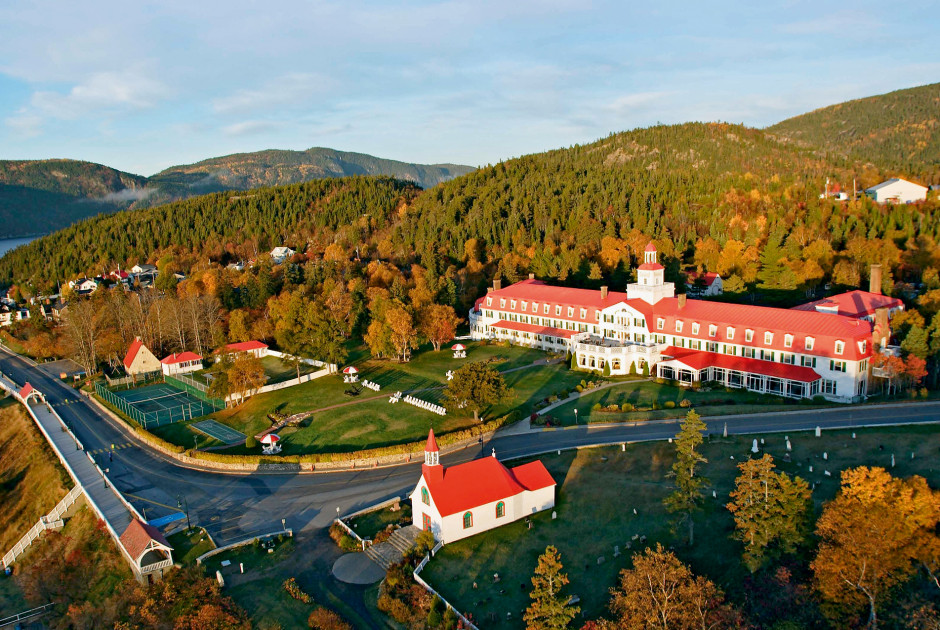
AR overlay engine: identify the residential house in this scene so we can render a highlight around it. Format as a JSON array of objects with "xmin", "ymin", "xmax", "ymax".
[
  {"xmin": 865, "ymin": 178, "xmax": 928, "ymax": 204},
  {"xmin": 160, "ymin": 352, "xmax": 203, "ymax": 376}
]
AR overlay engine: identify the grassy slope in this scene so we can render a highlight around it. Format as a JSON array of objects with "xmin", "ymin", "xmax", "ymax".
[
  {"xmin": 0, "ymin": 397, "xmax": 72, "ymax": 551},
  {"xmin": 422, "ymin": 424, "xmax": 940, "ymax": 628},
  {"xmin": 767, "ymin": 82, "xmax": 940, "ymax": 182}
]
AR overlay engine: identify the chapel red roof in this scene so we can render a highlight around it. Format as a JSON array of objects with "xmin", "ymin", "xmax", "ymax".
[
  {"xmin": 491, "ymin": 319, "xmax": 580, "ymax": 339},
  {"xmin": 123, "ymin": 338, "xmax": 144, "ymax": 369},
  {"xmin": 119, "ymin": 519, "xmax": 171, "ymax": 561},
  {"xmin": 645, "ymin": 242, "xmax": 657, "ymax": 252},
  {"xmin": 660, "ymin": 346, "xmax": 822, "ymax": 382},
  {"xmin": 791, "ymin": 290, "xmax": 903, "ymax": 319},
  {"xmin": 224, "ymin": 340, "xmax": 269, "ymax": 352},
  {"xmin": 628, "ymin": 297, "xmax": 873, "ymax": 360},
  {"xmin": 425, "ymin": 428, "xmax": 439, "ymax": 453},
  {"xmin": 424, "ymin": 457, "xmax": 555, "ymax": 517},
  {"xmin": 160, "ymin": 351, "xmax": 202, "ymax": 365}
]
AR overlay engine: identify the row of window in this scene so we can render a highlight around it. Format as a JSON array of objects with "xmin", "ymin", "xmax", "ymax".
[
  {"xmin": 421, "ymin": 488, "xmax": 507, "ymax": 528},
  {"xmin": 486, "ymin": 296, "xmax": 598, "ymax": 322}
]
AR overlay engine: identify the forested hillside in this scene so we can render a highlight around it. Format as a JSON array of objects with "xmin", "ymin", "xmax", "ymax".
[
  {"xmin": 146, "ymin": 147, "xmax": 473, "ymax": 204},
  {"xmin": 0, "ymin": 160, "xmax": 148, "ymax": 237},
  {"xmin": 768, "ymin": 82, "xmax": 940, "ymax": 183}
]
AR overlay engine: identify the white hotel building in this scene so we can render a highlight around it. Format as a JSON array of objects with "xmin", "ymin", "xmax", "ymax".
[{"xmin": 469, "ymin": 243, "xmax": 881, "ymax": 402}]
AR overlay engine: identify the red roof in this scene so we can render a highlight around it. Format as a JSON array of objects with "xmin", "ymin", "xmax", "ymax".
[
  {"xmin": 119, "ymin": 519, "xmax": 171, "ymax": 561},
  {"xmin": 628, "ymin": 296, "xmax": 873, "ymax": 361},
  {"xmin": 791, "ymin": 290, "xmax": 903, "ymax": 319},
  {"xmin": 491, "ymin": 319, "xmax": 580, "ymax": 339},
  {"xmin": 474, "ymin": 279, "xmax": 627, "ymax": 325},
  {"xmin": 19, "ymin": 382, "xmax": 35, "ymax": 399},
  {"xmin": 660, "ymin": 346, "xmax": 822, "ymax": 382},
  {"xmin": 224, "ymin": 340, "xmax": 268, "ymax": 352},
  {"xmin": 645, "ymin": 242, "xmax": 657, "ymax": 252},
  {"xmin": 123, "ymin": 338, "xmax": 144, "ymax": 369},
  {"xmin": 638, "ymin": 263, "xmax": 664, "ymax": 271},
  {"xmin": 425, "ymin": 428, "xmax": 439, "ymax": 453},
  {"xmin": 686, "ymin": 271, "xmax": 720, "ymax": 287},
  {"xmin": 160, "ymin": 351, "xmax": 202, "ymax": 365},
  {"xmin": 425, "ymin": 457, "xmax": 555, "ymax": 517}
]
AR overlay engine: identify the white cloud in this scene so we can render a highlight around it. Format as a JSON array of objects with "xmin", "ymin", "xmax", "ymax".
[
  {"xmin": 29, "ymin": 71, "xmax": 169, "ymax": 120},
  {"xmin": 222, "ymin": 120, "xmax": 285, "ymax": 136},
  {"xmin": 212, "ymin": 72, "xmax": 335, "ymax": 115},
  {"xmin": 4, "ymin": 110, "xmax": 42, "ymax": 137}
]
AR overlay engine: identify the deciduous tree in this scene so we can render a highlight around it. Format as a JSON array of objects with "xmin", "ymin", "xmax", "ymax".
[
  {"xmin": 419, "ymin": 303, "xmax": 462, "ymax": 351},
  {"xmin": 524, "ymin": 545, "xmax": 579, "ymax": 630},
  {"xmin": 444, "ymin": 361, "xmax": 511, "ymax": 422}
]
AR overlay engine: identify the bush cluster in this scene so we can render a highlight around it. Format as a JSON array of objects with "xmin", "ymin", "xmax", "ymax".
[{"xmin": 283, "ymin": 577, "xmax": 313, "ymax": 604}]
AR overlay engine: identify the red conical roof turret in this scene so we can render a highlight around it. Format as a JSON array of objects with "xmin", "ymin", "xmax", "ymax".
[
  {"xmin": 645, "ymin": 242, "xmax": 657, "ymax": 252},
  {"xmin": 425, "ymin": 428, "xmax": 439, "ymax": 453}
]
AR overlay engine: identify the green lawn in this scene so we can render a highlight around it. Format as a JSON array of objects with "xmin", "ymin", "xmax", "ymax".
[
  {"xmin": 543, "ymin": 380, "xmax": 831, "ymax": 426},
  {"xmin": 150, "ymin": 420, "xmax": 223, "ymax": 450},
  {"xmin": 347, "ymin": 502, "xmax": 413, "ymax": 540},
  {"xmin": 422, "ymin": 424, "xmax": 940, "ymax": 628},
  {"xmin": 259, "ymin": 355, "xmax": 318, "ymax": 384},
  {"xmin": 166, "ymin": 527, "xmax": 216, "ymax": 565}
]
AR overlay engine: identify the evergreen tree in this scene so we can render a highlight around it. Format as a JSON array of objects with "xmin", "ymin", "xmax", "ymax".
[
  {"xmin": 524, "ymin": 545, "xmax": 579, "ymax": 630},
  {"xmin": 726, "ymin": 454, "xmax": 813, "ymax": 572},
  {"xmin": 664, "ymin": 410, "xmax": 709, "ymax": 545}
]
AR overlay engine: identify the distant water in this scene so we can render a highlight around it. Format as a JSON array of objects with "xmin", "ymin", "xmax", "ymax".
[{"xmin": 0, "ymin": 235, "xmax": 40, "ymax": 258}]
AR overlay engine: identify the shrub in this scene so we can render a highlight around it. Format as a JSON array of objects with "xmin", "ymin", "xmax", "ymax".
[
  {"xmin": 591, "ymin": 403, "xmax": 602, "ymax": 411},
  {"xmin": 575, "ymin": 385, "xmax": 583, "ymax": 393},
  {"xmin": 654, "ymin": 377, "xmax": 664, "ymax": 385},
  {"xmin": 642, "ymin": 363, "xmax": 649, "ymax": 377},
  {"xmin": 679, "ymin": 399, "xmax": 691, "ymax": 408},
  {"xmin": 377, "ymin": 594, "xmax": 411, "ymax": 624},
  {"xmin": 664, "ymin": 401, "xmax": 676, "ymax": 409},
  {"xmin": 284, "ymin": 577, "xmax": 313, "ymax": 604},
  {"xmin": 920, "ymin": 388, "xmax": 929, "ymax": 398},
  {"xmin": 245, "ymin": 435, "xmax": 258, "ymax": 449},
  {"xmin": 652, "ymin": 402, "xmax": 661, "ymax": 410},
  {"xmin": 580, "ymin": 379, "xmax": 587, "ymax": 388},
  {"xmin": 328, "ymin": 522, "xmax": 361, "ymax": 552},
  {"xmin": 621, "ymin": 403, "xmax": 634, "ymax": 412},
  {"xmin": 308, "ymin": 607, "xmax": 352, "ymax": 630},
  {"xmin": 603, "ymin": 362, "xmax": 611, "ymax": 377}
]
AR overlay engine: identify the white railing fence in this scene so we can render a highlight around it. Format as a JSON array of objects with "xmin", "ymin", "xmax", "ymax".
[
  {"xmin": 413, "ymin": 541, "xmax": 478, "ymax": 630},
  {"xmin": 2, "ymin": 485, "xmax": 83, "ymax": 568}
]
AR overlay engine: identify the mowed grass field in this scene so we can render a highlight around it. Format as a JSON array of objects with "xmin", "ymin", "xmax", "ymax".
[
  {"xmin": 422, "ymin": 424, "xmax": 940, "ymax": 628},
  {"xmin": 199, "ymin": 342, "xmax": 559, "ymax": 454}
]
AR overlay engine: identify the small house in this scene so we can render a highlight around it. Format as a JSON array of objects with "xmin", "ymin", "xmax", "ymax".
[
  {"xmin": 123, "ymin": 338, "xmax": 162, "ymax": 377},
  {"xmin": 865, "ymin": 178, "xmax": 928, "ymax": 204},
  {"xmin": 160, "ymin": 351, "xmax": 203, "ymax": 376}
]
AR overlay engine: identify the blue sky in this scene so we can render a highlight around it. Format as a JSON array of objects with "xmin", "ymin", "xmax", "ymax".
[{"xmin": 1, "ymin": 0, "xmax": 937, "ymax": 176}]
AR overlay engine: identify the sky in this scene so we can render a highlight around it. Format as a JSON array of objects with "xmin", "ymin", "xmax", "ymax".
[{"xmin": 1, "ymin": 0, "xmax": 938, "ymax": 176}]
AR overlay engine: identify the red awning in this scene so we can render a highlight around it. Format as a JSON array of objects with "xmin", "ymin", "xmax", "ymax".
[{"xmin": 660, "ymin": 347, "xmax": 821, "ymax": 382}]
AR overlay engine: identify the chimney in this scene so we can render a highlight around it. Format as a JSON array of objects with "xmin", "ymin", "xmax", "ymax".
[
  {"xmin": 494, "ymin": 278, "xmax": 502, "ymax": 291},
  {"xmin": 869, "ymin": 264, "xmax": 883, "ymax": 295},
  {"xmin": 678, "ymin": 294, "xmax": 687, "ymax": 309},
  {"xmin": 600, "ymin": 286, "xmax": 608, "ymax": 299},
  {"xmin": 873, "ymin": 307, "xmax": 890, "ymax": 351},
  {"xmin": 529, "ymin": 273, "xmax": 535, "ymax": 280}
]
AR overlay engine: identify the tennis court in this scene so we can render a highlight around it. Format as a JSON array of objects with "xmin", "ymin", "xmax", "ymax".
[
  {"xmin": 98, "ymin": 381, "xmax": 220, "ymax": 428},
  {"xmin": 192, "ymin": 420, "xmax": 246, "ymax": 444}
]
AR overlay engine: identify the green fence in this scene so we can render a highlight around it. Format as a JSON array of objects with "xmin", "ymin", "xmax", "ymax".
[
  {"xmin": 94, "ymin": 381, "xmax": 222, "ymax": 429},
  {"xmin": 164, "ymin": 374, "xmax": 226, "ymax": 410}
]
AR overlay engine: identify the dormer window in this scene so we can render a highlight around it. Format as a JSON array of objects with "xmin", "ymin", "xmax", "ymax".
[
  {"xmin": 691, "ymin": 323, "xmax": 700, "ymax": 335},
  {"xmin": 511, "ymin": 300, "xmax": 517, "ymax": 310},
  {"xmin": 805, "ymin": 336, "xmax": 815, "ymax": 351},
  {"xmin": 580, "ymin": 308, "xmax": 587, "ymax": 319},
  {"xmin": 675, "ymin": 321, "xmax": 684, "ymax": 333},
  {"xmin": 532, "ymin": 302, "xmax": 538, "ymax": 311},
  {"xmin": 745, "ymin": 329, "xmax": 754, "ymax": 342},
  {"xmin": 726, "ymin": 327, "xmax": 735, "ymax": 340},
  {"xmin": 657, "ymin": 318, "xmax": 665, "ymax": 330},
  {"xmin": 708, "ymin": 324, "xmax": 717, "ymax": 337},
  {"xmin": 500, "ymin": 299, "xmax": 506, "ymax": 308},
  {"xmin": 567, "ymin": 307, "xmax": 574, "ymax": 317},
  {"xmin": 486, "ymin": 297, "xmax": 492, "ymax": 306},
  {"xmin": 521, "ymin": 301, "xmax": 527, "ymax": 312},
  {"xmin": 764, "ymin": 332, "xmax": 773, "ymax": 345},
  {"xmin": 835, "ymin": 340, "xmax": 844, "ymax": 355},
  {"xmin": 858, "ymin": 340, "xmax": 867, "ymax": 354},
  {"xmin": 543, "ymin": 304, "xmax": 550, "ymax": 314},
  {"xmin": 784, "ymin": 334, "xmax": 793, "ymax": 348}
]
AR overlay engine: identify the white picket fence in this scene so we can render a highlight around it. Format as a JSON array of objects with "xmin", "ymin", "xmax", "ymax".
[
  {"xmin": 403, "ymin": 394, "xmax": 447, "ymax": 416},
  {"xmin": 2, "ymin": 485, "xmax": 83, "ymax": 568}
]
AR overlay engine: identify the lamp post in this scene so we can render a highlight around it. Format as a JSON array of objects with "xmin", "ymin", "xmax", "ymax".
[
  {"xmin": 177, "ymin": 494, "xmax": 192, "ymax": 531},
  {"xmin": 574, "ymin": 408, "xmax": 578, "ymax": 426}
]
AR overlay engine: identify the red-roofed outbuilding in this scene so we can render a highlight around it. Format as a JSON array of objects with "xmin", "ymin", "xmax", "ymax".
[
  {"xmin": 119, "ymin": 519, "xmax": 173, "ymax": 581},
  {"xmin": 123, "ymin": 337, "xmax": 161, "ymax": 377},
  {"xmin": 411, "ymin": 430, "xmax": 555, "ymax": 543},
  {"xmin": 160, "ymin": 351, "xmax": 203, "ymax": 376}
]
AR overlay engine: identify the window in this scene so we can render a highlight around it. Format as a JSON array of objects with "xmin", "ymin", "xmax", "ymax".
[
  {"xmin": 805, "ymin": 336, "xmax": 814, "ymax": 350},
  {"xmin": 764, "ymin": 332, "xmax": 773, "ymax": 345},
  {"xmin": 726, "ymin": 327, "xmax": 735, "ymax": 340},
  {"xmin": 760, "ymin": 350, "xmax": 775, "ymax": 362},
  {"xmin": 580, "ymin": 308, "xmax": 587, "ymax": 319},
  {"xmin": 496, "ymin": 502, "xmax": 505, "ymax": 518},
  {"xmin": 801, "ymin": 356, "xmax": 817, "ymax": 368},
  {"xmin": 858, "ymin": 341, "xmax": 867, "ymax": 354},
  {"xmin": 708, "ymin": 324, "xmax": 717, "ymax": 337},
  {"xmin": 486, "ymin": 297, "xmax": 492, "ymax": 306},
  {"xmin": 532, "ymin": 302, "xmax": 538, "ymax": 311},
  {"xmin": 511, "ymin": 300, "xmax": 517, "ymax": 310},
  {"xmin": 860, "ymin": 358, "xmax": 868, "ymax": 372},
  {"xmin": 835, "ymin": 340, "xmax": 844, "ymax": 355},
  {"xmin": 745, "ymin": 329, "xmax": 754, "ymax": 342},
  {"xmin": 743, "ymin": 347, "xmax": 756, "ymax": 358},
  {"xmin": 657, "ymin": 318, "xmax": 664, "ymax": 330},
  {"xmin": 463, "ymin": 512, "xmax": 473, "ymax": 529},
  {"xmin": 675, "ymin": 321, "xmax": 683, "ymax": 333},
  {"xmin": 784, "ymin": 334, "xmax": 793, "ymax": 348},
  {"xmin": 544, "ymin": 304, "xmax": 550, "ymax": 314},
  {"xmin": 691, "ymin": 323, "xmax": 700, "ymax": 335},
  {"xmin": 555, "ymin": 306, "xmax": 562, "ymax": 316},
  {"xmin": 421, "ymin": 487, "xmax": 429, "ymax": 505},
  {"xmin": 830, "ymin": 360, "xmax": 846, "ymax": 372},
  {"xmin": 706, "ymin": 342, "xmax": 718, "ymax": 353},
  {"xmin": 499, "ymin": 299, "xmax": 506, "ymax": 308},
  {"xmin": 567, "ymin": 307, "xmax": 574, "ymax": 317},
  {"xmin": 821, "ymin": 379, "xmax": 837, "ymax": 395},
  {"xmin": 781, "ymin": 353, "xmax": 796, "ymax": 365},
  {"xmin": 422, "ymin": 513, "xmax": 431, "ymax": 531},
  {"xmin": 521, "ymin": 301, "xmax": 527, "ymax": 312}
]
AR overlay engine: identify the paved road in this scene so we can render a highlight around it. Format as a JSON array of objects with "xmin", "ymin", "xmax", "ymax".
[{"xmin": 2, "ymin": 347, "xmax": 939, "ymax": 546}]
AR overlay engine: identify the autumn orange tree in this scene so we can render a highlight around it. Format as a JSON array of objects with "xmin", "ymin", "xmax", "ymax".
[
  {"xmin": 418, "ymin": 303, "xmax": 462, "ymax": 351},
  {"xmin": 812, "ymin": 466, "xmax": 940, "ymax": 629},
  {"xmin": 607, "ymin": 544, "xmax": 743, "ymax": 630}
]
